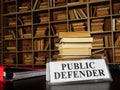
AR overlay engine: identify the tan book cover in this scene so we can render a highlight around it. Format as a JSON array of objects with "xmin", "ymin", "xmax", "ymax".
[
  {"xmin": 73, "ymin": 9, "xmax": 80, "ymax": 19},
  {"xmin": 59, "ymin": 48, "xmax": 91, "ymax": 55},
  {"xmin": 92, "ymin": 43, "xmax": 104, "ymax": 47},
  {"xmin": 60, "ymin": 37, "xmax": 93, "ymax": 43},
  {"xmin": 58, "ymin": 43, "xmax": 92, "ymax": 49},
  {"xmin": 57, "ymin": 32, "xmax": 90, "ymax": 38},
  {"xmin": 18, "ymin": 28, "xmax": 23, "ymax": 38},
  {"xmin": 92, "ymin": 49, "xmax": 104, "ymax": 54},
  {"xmin": 58, "ymin": 55, "xmax": 90, "ymax": 59},
  {"xmin": 76, "ymin": 9, "xmax": 87, "ymax": 19}
]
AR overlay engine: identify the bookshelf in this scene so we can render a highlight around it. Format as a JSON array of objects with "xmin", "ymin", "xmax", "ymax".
[{"xmin": 1, "ymin": 0, "xmax": 120, "ymax": 67}]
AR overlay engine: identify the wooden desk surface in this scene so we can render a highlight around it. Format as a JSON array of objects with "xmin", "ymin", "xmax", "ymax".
[{"xmin": 2, "ymin": 66, "xmax": 120, "ymax": 90}]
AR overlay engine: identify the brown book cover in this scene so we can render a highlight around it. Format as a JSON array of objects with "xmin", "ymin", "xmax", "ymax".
[
  {"xmin": 72, "ymin": 22, "xmax": 84, "ymax": 26},
  {"xmin": 44, "ymin": 41, "xmax": 49, "ymax": 50},
  {"xmin": 69, "ymin": 10, "xmax": 76, "ymax": 19},
  {"xmin": 112, "ymin": 3, "xmax": 120, "ymax": 14},
  {"xmin": 115, "ymin": 35, "xmax": 120, "ymax": 47},
  {"xmin": 92, "ymin": 18, "xmax": 104, "ymax": 22},
  {"xmin": 73, "ymin": 27, "xmax": 86, "ymax": 32}
]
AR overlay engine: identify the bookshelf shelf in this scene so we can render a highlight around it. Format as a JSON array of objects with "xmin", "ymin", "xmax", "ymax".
[{"xmin": 1, "ymin": 0, "xmax": 120, "ymax": 67}]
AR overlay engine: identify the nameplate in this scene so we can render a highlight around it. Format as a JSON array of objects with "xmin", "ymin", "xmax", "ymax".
[{"xmin": 46, "ymin": 59, "xmax": 112, "ymax": 84}]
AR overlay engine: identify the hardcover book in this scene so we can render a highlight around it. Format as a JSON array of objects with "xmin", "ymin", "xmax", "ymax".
[
  {"xmin": 57, "ymin": 32, "xmax": 90, "ymax": 38},
  {"xmin": 60, "ymin": 37, "xmax": 93, "ymax": 43},
  {"xmin": 59, "ymin": 48, "xmax": 91, "ymax": 55},
  {"xmin": 4, "ymin": 67, "xmax": 46, "ymax": 81},
  {"xmin": 58, "ymin": 43, "xmax": 92, "ymax": 49}
]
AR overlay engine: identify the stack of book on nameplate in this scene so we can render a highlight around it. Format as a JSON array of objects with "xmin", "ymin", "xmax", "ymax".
[
  {"xmin": 4, "ymin": 67, "xmax": 46, "ymax": 81},
  {"xmin": 56, "ymin": 32, "xmax": 93, "ymax": 60}
]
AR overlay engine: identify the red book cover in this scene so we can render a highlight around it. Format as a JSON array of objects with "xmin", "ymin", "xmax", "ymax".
[
  {"xmin": 0, "ymin": 66, "xmax": 5, "ymax": 82},
  {"xmin": 0, "ymin": 81, "xmax": 3, "ymax": 90}
]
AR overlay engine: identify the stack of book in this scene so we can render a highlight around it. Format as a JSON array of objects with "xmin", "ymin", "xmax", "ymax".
[
  {"xmin": 35, "ymin": 52, "xmax": 47, "ymax": 65},
  {"xmin": 35, "ymin": 57, "xmax": 45, "ymax": 65},
  {"xmin": 72, "ymin": 22, "xmax": 86, "ymax": 32},
  {"xmin": 23, "ymin": 53, "xmax": 33, "ymax": 64},
  {"xmin": 4, "ymin": 29, "xmax": 16, "ymax": 40},
  {"xmin": 91, "ymin": 18, "xmax": 104, "ymax": 32},
  {"xmin": 54, "ymin": 11, "xmax": 67, "ymax": 21},
  {"xmin": 54, "ymin": 24, "xmax": 67, "ymax": 33},
  {"xmin": 23, "ymin": 33, "xmax": 32, "ymax": 38},
  {"xmin": 6, "ymin": 46, "xmax": 16, "ymax": 51},
  {"xmin": 19, "ymin": 2, "xmax": 31, "ymax": 11},
  {"xmin": 4, "ymin": 35, "xmax": 13, "ymax": 40},
  {"xmin": 4, "ymin": 58, "xmax": 15, "ymax": 64},
  {"xmin": 21, "ymin": 15, "xmax": 32, "ymax": 25},
  {"xmin": 23, "ymin": 27, "xmax": 32, "ymax": 38},
  {"xmin": 95, "ymin": 5, "xmax": 110, "ymax": 16},
  {"xmin": 4, "ymin": 54, "xmax": 15, "ymax": 64},
  {"xmin": 56, "ymin": 32, "xmax": 93, "ymax": 59},
  {"xmin": 92, "ymin": 38, "xmax": 104, "ymax": 48},
  {"xmin": 38, "ymin": 13, "xmax": 48, "ymax": 23},
  {"xmin": 35, "ymin": 26, "xmax": 48, "ymax": 37},
  {"xmin": 8, "ymin": 18, "xmax": 16, "ymax": 26},
  {"xmin": 39, "ymin": 2, "xmax": 48, "ymax": 9}
]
